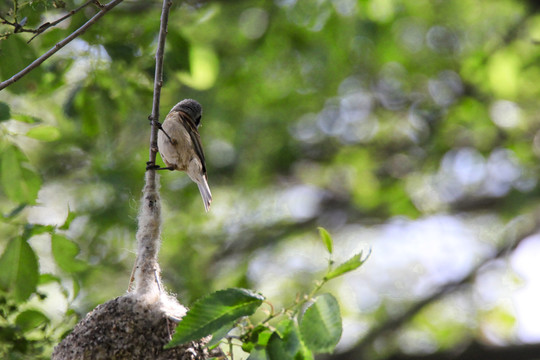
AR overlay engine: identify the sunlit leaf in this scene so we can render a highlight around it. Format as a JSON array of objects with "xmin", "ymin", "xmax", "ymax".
[
  {"xmin": 51, "ymin": 234, "xmax": 87, "ymax": 273},
  {"xmin": 15, "ymin": 310, "xmax": 49, "ymax": 332},
  {"xmin": 324, "ymin": 251, "xmax": 369, "ymax": 281},
  {"xmin": 167, "ymin": 288, "xmax": 264, "ymax": 348},
  {"xmin": 26, "ymin": 125, "xmax": 61, "ymax": 142},
  {"xmin": 317, "ymin": 227, "xmax": 333, "ymax": 254},
  {"xmin": 39, "ymin": 273, "xmax": 62, "ymax": 285},
  {"xmin": 22, "ymin": 223, "xmax": 54, "ymax": 241},
  {"xmin": 59, "ymin": 206, "xmax": 77, "ymax": 230},
  {"xmin": 12, "ymin": 113, "xmax": 41, "ymax": 124},
  {"xmin": 177, "ymin": 45, "xmax": 219, "ymax": 90},
  {"xmin": 299, "ymin": 294, "xmax": 342, "ymax": 354},
  {"xmin": 0, "ymin": 145, "xmax": 41, "ymax": 204},
  {"xmin": 0, "ymin": 237, "xmax": 39, "ymax": 302}
]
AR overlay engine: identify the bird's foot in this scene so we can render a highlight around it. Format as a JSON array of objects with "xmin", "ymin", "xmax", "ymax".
[{"xmin": 146, "ymin": 161, "xmax": 173, "ymax": 171}]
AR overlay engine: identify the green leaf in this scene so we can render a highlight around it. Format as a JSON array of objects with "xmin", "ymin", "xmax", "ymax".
[
  {"xmin": 12, "ymin": 113, "xmax": 41, "ymax": 124},
  {"xmin": 0, "ymin": 102, "xmax": 10, "ymax": 121},
  {"xmin": 0, "ymin": 36, "xmax": 44, "ymax": 94},
  {"xmin": 59, "ymin": 207, "xmax": 77, "ymax": 230},
  {"xmin": 318, "ymin": 227, "xmax": 333, "ymax": 254},
  {"xmin": 15, "ymin": 310, "xmax": 49, "ymax": 332},
  {"xmin": 22, "ymin": 223, "xmax": 54, "ymax": 241},
  {"xmin": 51, "ymin": 234, "xmax": 87, "ymax": 273},
  {"xmin": 39, "ymin": 273, "xmax": 62, "ymax": 285},
  {"xmin": 247, "ymin": 347, "xmax": 268, "ymax": 360},
  {"xmin": 266, "ymin": 319, "xmax": 306, "ymax": 360},
  {"xmin": 25, "ymin": 125, "xmax": 61, "ymax": 142},
  {"xmin": 0, "ymin": 237, "xmax": 39, "ymax": 302},
  {"xmin": 299, "ymin": 294, "xmax": 342, "ymax": 354},
  {"xmin": 167, "ymin": 288, "xmax": 265, "ymax": 348},
  {"xmin": 324, "ymin": 251, "xmax": 369, "ymax": 281},
  {"xmin": 247, "ymin": 325, "xmax": 273, "ymax": 347},
  {"xmin": 177, "ymin": 45, "xmax": 219, "ymax": 90},
  {"xmin": 0, "ymin": 145, "xmax": 41, "ymax": 204},
  {"xmin": 207, "ymin": 321, "xmax": 235, "ymax": 348},
  {"xmin": 2, "ymin": 204, "xmax": 27, "ymax": 219}
]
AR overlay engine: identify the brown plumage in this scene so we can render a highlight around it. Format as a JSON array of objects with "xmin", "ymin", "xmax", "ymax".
[{"xmin": 157, "ymin": 99, "xmax": 212, "ymax": 212}]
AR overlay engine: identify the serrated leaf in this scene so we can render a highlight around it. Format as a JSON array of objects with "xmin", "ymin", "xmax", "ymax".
[
  {"xmin": 0, "ymin": 145, "xmax": 41, "ymax": 204},
  {"xmin": 26, "ymin": 125, "xmax": 61, "ymax": 142},
  {"xmin": 299, "ymin": 294, "xmax": 342, "ymax": 354},
  {"xmin": 207, "ymin": 321, "xmax": 235, "ymax": 348},
  {"xmin": 0, "ymin": 102, "xmax": 10, "ymax": 121},
  {"xmin": 51, "ymin": 234, "xmax": 87, "ymax": 273},
  {"xmin": 167, "ymin": 288, "xmax": 265, "ymax": 348},
  {"xmin": 15, "ymin": 310, "xmax": 49, "ymax": 332},
  {"xmin": 324, "ymin": 251, "xmax": 369, "ymax": 281},
  {"xmin": 0, "ymin": 237, "xmax": 39, "ymax": 302},
  {"xmin": 318, "ymin": 227, "xmax": 333, "ymax": 254}
]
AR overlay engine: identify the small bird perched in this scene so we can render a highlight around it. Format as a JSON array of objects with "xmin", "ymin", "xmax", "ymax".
[{"xmin": 154, "ymin": 99, "xmax": 212, "ymax": 212}]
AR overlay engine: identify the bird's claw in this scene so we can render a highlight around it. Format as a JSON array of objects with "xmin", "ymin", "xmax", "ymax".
[
  {"xmin": 146, "ymin": 161, "xmax": 160, "ymax": 170},
  {"xmin": 146, "ymin": 161, "xmax": 174, "ymax": 171}
]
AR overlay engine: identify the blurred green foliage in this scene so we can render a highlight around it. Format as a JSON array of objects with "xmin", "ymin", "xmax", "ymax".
[{"xmin": 1, "ymin": 0, "xmax": 540, "ymax": 358}]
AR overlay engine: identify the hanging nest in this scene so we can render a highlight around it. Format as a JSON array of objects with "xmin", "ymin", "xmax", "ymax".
[{"xmin": 52, "ymin": 294, "xmax": 223, "ymax": 360}]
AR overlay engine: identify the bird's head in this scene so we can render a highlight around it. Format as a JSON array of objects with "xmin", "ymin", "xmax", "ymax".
[{"xmin": 171, "ymin": 99, "xmax": 203, "ymax": 127}]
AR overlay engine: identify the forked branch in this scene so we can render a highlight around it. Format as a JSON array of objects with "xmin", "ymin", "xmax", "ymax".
[{"xmin": 0, "ymin": 0, "xmax": 124, "ymax": 91}]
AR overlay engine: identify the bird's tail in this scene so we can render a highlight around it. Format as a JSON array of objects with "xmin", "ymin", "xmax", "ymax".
[{"xmin": 197, "ymin": 177, "xmax": 212, "ymax": 212}]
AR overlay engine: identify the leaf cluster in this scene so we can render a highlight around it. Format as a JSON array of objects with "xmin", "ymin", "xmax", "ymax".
[
  {"xmin": 0, "ymin": 101, "xmax": 87, "ymax": 358},
  {"xmin": 166, "ymin": 229, "xmax": 368, "ymax": 360}
]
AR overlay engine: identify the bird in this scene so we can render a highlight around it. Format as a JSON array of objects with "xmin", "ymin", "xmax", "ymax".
[{"xmin": 154, "ymin": 99, "xmax": 212, "ymax": 212}]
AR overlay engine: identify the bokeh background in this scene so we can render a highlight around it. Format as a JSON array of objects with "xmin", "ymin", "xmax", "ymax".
[{"xmin": 1, "ymin": 0, "xmax": 540, "ymax": 359}]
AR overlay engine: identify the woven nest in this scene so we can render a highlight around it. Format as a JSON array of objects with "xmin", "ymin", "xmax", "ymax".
[{"xmin": 52, "ymin": 294, "xmax": 223, "ymax": 360}]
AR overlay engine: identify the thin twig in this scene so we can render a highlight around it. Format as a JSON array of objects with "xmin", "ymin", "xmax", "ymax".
[
  {"xmin": 27, "ymin": 0, "xmax": 97, "ymax": 43},
  {"xmin": 0, "ymin": 0, "xmax": 124, "ymax": 91},
  {"xmin": 147, "ymin": 0, "xmax": 173, "ymax": 173}
]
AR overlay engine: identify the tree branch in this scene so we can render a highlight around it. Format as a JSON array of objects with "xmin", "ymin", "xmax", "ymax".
[
  {"xmin": 27, "ymin": 0, "xmax": 98, "ymax": 43},
  {"xmin": 131, "ymin": 0, "xmax": 172, "ymax": 297},
  {"xmin": 147, "ymin": 0, "xmax": 172, "ymax": 175},
  {"xmin": 0, "ymin": 0, "xmax": 124, "ymax": 91},
  {"xmin": 1, "ymin": 0, "xmax": 96, "ymax": 42}
]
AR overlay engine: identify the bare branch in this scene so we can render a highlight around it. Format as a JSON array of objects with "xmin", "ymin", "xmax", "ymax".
[
  {"xmin": 27, "ymin": 0, "xmax": 97, "ymax": 43},
  {"xmin": 0, "ymin": 0, "xmax": 124, "ymax": 91},
  {"xmin": 148, "ymin": 0, "xmax": 173, "ymax": 173}
]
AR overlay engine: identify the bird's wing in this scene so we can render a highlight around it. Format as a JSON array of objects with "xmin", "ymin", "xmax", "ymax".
[{"xmin": 178, "ymin": 111, "xmax": 207, "ymax": 174}]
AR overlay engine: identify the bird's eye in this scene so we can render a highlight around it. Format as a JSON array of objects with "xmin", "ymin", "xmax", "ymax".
[{"xmin": 196, "ymin": 115, "xmax": 202, "ymax": 126}]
